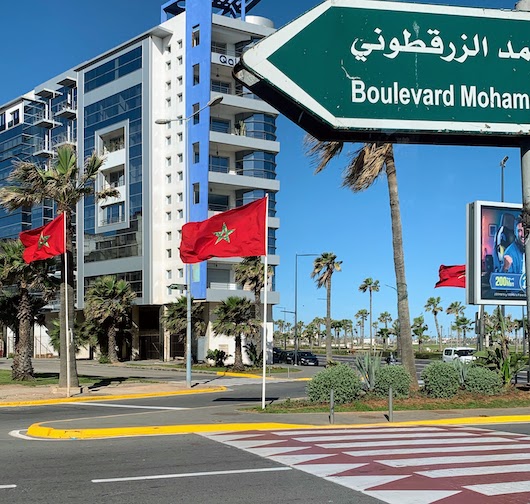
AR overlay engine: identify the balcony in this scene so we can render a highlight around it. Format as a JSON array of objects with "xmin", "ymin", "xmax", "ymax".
[
  {"xmin": 34, "ymin": 112, "xmax": 60, "ymax": 129},
  {"xmin": 206, "ymin": 284, "xmax": 280, "ymax": 304},
  {"xmin": 34, "ymin": 140, "xmax": 54, "ymax": 158},
  {"xmin": 54, "ymin": 133, "xmax": 76, "ymax": 148},
  {"xmin": 55, "ymin": 100, "xmax": 77, "ymax": 119}
]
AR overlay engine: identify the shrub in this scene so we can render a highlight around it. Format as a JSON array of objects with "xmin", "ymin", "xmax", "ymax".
[
  {"xmin": 452, "ymin": 359, "xmax": 473, "ymax": 388},
  {"xmin": 206, "ymin": 349, "xmax": 229, "ymax": 367},
  {"xmin": 421, "ymin": 361, "xmax": 459, "ymax": 398},
  {"xmin": 354, "ymin": 352, "xmax": 381, "ymax": 391},
  {"xmin": 464, "ymin": 366, "xmax": 503, "ymax": 396},
  {"xmin": 373, "ymin": 365, "xmax": 411, "ymax": 399},
  {"xmin": 306, "ymin": 364, "xmax": 363, "ymax": 404}
]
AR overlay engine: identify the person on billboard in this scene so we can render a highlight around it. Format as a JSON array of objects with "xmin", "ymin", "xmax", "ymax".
[{"xmin": 503, "ymin": 218, "xmax": 525, "ymax": 273}]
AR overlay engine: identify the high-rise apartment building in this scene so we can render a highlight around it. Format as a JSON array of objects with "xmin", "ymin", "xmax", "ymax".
[{"xmin": 0, "ymin": 0, "xmax": 280, "ymax": 362}]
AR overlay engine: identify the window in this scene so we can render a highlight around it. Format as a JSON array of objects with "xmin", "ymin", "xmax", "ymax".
[
  {"xmin": 177, "ymin": 56, "xmax": 183, "ymax": 65},
  {"xmin": 209, "ymin": 155, "xmax": 229, "ymax": 173},
  {"xmin": 101, "ymin": 128, "xmax": 125, "ymax": 154},
  {"xmin": 235, "ymin": 112, "xmax": 277, "ymax": 140},
  {"xmin": 105, "ymin": 168, "xmax": 125, "ymax": 188},
  {"xmin": 178, "ymin": 268, "xmax": 184, "ymax": 278},
  {"xmin": 193, "ymin": 143, "xmax": 199, "ymax": 163},
  {"xmin": 166, "ymin": 122, "xmax": 172, "ymax": 130},
  {"xmin": 210, "ymin": 118, "xmax": 230, "ymax": 134},
  {"xmin": 177, "ymin": 39, "xmax": 183, "ymax": 49},
  {"xmin": 166, "ymin": 249, "xmax": 172, "ymax": 258},
  {"xmin": 208, "ymin": 194, "xmax": 229, "ymax": 212},
  {"xmin": 166, "ymin": 81, "xmax": 171, "ymax": 91},
  {"xmin": 177, "ymin": 132, "xmax": 183, "ymax": 142},
  {"xmin": 166, "ymin": 195, "xmax": 171, "ymax": 204},
  {"xmin": 166, "ymin": 61, "xmax": 171, "ymax": 70},
  {"xmin": 211, "ymin": 80, "xmax": 231, "ymax": 94},
  {"xmin": 166, "ymin": 270, "xmax": 172, "ymax": 279},
  {"xmin": 166, "ymin": 44, "xmax": 171, "ymax": 53},
  {"xmin": 166, "ymin": 212, "xmax": 172, "ymax": 221},
  {"xmin": 177, "ymin": 192, "xmax": 183, "ymax": 202},
  {"xmin": 166, "ymin": 98, "xmax": 171, "ymax": 108},
  {"xmin": 192, "ymin": 25, "xmax": 200, "ymax": 47},
  {"xmin": 177, "ymin": 153, "xmax": 183, "ymax": 163},
  {"xmin": 178, "ymin": 209, "xmax": 183, "ymax": 218},
  {"xmin": 103, "ymin": 202, "xmax": 125, "ymax": 225},
  {"xmin": 166, "ymin": 157, "xmax": 172, "ymax": 167},
  {"xmin": 193, "ymin": 64, "xmax": 200, "ymax": 85},
  {"xmin": 193, "ymin": 183, "xmax": 200, "ymax": 204},
  {"xmin": 166, "ymin": 231, "xmax": 172, "ymax": 241},
  {"xmin": 166, "ymin": 136, "xmax": 171, "ymax": 146},
  {"xmin": 166, "ymin": 174, "xmax": 172, "ymax": 183},
  {"xmin": 211, "ymin": 41, "xmax": 227, "ymax": 54},
  {"xmin": 192, "ymin": 103, "xmax": 200, "ymax": 125},
  {"xmin": 177, "ymin": 76, "xmax": 183, "ymax": 86},
  {"xmin": 177, "ymin": 171, "xmax": 183, "ymax": 181},
  {"xmin": 178, "ymin": 230, "xmax": 182, "ymax": 239},
  {"xmin": 0, "ymin": 113, "xmax": 5, "ymax": 132},
  {"xmin": 177, "ymin": 93, "xmax": 182, "ymax": 103}
]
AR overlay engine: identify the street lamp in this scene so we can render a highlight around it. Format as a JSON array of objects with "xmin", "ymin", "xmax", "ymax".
[
  {"xmin": 294, "ymin": 253, "xmax": 319, "ymax": 365},
  {"xmin": 156, "ymin": 95, "xmax": 223, "ymax": 388}
]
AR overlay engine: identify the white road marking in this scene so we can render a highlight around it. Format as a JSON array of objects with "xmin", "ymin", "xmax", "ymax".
[
  {"xmin": 92, "ymin": 466, "xmax": 291, "ymax": 483},
  {"xmin": 418, "ymin": 462, "xmax": 530, "ymax": 478},
  {"xmin": 64, "ymin": 402, "xmax": 188, "ymax": 410},
  {"xmin": 274, "ymin": 427, "xmax": 445, "ymax": 436},
  {"xmin": 464, "ymin": 480, "xmax": 530, "ymax": 496},
  {"xmin": 380, "ymin": 451, "xmax": 530, "ymax": 467},
  {"xmin": 294, "ymin": 463, "xmax": 367, "ymax": 477},
  {"xmin": 0, "ymin": 485, "xmax": 16, "ymax": 489},
  {"xmin": 341, "ymin": 442, "xmax": 530, "ymax": 457},
  {"xmin": 9, "ymin": 430, "xmax": 57, "ymax": 441},
  {"xmin": 294, "ymin": 432, "xmax": 474, "ymax": 443},
  {"xmin": 327, "ymin": 474, "xmax": 410, "ymax": 491},
  {"xmin": 364, "ymin": 489, "xmax": 461, "ymax": 504},
  {"xmin": 337, "ymin": 435, "xmax": 511, "ymax": 449}
]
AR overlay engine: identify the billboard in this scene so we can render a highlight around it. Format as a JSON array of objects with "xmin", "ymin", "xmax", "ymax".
[
  {"xmin": 467, "ymin": 201, "xmax": 526, "ymax": 306},
  {"xmin": 235, "ymin": 0, "xmax": 530, "ymax": 145}
]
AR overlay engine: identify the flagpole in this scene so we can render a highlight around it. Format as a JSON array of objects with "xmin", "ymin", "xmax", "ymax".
[
  {"xmin": 63, "ymin": 212, "xmax": 70, "ymax": 398},
  {"xmin": 261, "ymin": 196, "xmax": 269, "ymax": 410}
]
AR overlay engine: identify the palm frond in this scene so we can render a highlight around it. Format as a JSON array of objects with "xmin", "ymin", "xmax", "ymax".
[
  {"xmin": 304, "ymin": 134, "xmax": 344, "ymax": 174},
  {"xmin": 342, "ymin": 142, "xmax": 391, "ymax": 192}
]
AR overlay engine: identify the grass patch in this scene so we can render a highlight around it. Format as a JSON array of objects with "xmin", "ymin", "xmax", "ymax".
[
  {"xmin": 0, "ymin": 369, "xmax": 149, "ymax": 387},
  {"xmin": 253, "ymin": 388, "xmax": 530, "ymax": 413},
  {"xmin": 127, "ymin": 362, "xmax": 295, "ymax": 374}
]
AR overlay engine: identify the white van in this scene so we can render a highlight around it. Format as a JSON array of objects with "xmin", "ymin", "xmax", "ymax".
[{"xmin": 442, "ymin": 347, "xmax": 476, "ymax": 363}]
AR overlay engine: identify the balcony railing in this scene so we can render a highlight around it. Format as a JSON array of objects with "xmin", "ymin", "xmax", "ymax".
[
  {"xmin": 209, "ymin": 282, "xmax": 238, "ymax": 290},
  {"xmin": 100, "ymin": 215, "xmax": 126, "ymax": 226}
]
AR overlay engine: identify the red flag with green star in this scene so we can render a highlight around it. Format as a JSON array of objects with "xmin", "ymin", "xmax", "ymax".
[
  {"xmin": 180, "ymin": 198, "xmax": 267, "ymax": 263},
  {"xmin": 19, "ymin": 213, "xmax": 66, "ymax": 263}
]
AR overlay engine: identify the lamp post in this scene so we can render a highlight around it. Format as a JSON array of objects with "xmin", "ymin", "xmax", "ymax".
[
  {"xmin": 156, "ymin": 96, "xmax": 223, "ymax": 388},
  {"xmin": 294, "ymin": 253, "xmax": 319, "ymax": 365}
]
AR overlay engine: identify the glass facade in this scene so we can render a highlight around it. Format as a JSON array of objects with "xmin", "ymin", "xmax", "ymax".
[
  {"xmin": 235, "ymin": 112, "xmax": 276, "ymax": 141},
  {"xmin": 85, "ymin": 270, "xmax": 142, "ymax": 294},
  {"xmin": 84, "ymin": 47, "xmax": 142, "ymax": 93},
  {"xmin": 83, "ymin": 83, "xmax": 143, "ymax": 266},
  {"xmin": 235, "ymin": 150, "xmax": 276, "ymax": 179}
]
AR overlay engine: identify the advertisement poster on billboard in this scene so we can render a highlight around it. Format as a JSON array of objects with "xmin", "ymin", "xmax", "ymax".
[{"xmin": 467, "ymin": 201, "xmax": 526, "ymax": 305}]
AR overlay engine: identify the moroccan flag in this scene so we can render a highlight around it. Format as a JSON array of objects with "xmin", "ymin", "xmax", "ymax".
[
  {"xmin": 180, "ymin": 197, "xmax": 267, "ymax": 263},
  {"xmin": 19, "ymin": 214, "xmax": 66, "ymax": 263},
  {"xmin": 435, "ymin": 264, "xmax": 466, "ymax": 288}
]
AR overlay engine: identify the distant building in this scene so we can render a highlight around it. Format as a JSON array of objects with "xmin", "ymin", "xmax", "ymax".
[{"xmin": 0, "ymin": 0, "xmax": 280, "ymax": 362}]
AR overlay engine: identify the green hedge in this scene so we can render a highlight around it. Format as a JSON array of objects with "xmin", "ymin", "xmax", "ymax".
[
  {"xmin": 421, "ymin": 361, "xmax": 460, "ymax": 398},
  {"xmin": 373, "ymin": 365, "xmax": 411, "ymax": 399},
  {"xmin": 464, "ymin": 367, "xmax": 503, "ymax": 396},
  {"xmin": 306, "ymin": 364, "xmax": 363, "ymax": 404}
]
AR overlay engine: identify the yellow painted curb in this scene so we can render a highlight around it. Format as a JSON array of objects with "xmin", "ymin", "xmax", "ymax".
[
  {"xmin": 216, "ymin": 371, "xmax": 261, "ymax": 378},
  {"xmin": 0, "ymin": 386, "xmax": 227, "ymax": 408},
  {"xmin": 25, "ymin": 414, "xmax": 530, "ymax": 440}
]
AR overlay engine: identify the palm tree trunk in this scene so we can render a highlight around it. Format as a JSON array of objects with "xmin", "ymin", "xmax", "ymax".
[
  {"xmin": 234, "ymin": 334, "xmax": 244, "ymax": 371},
  {"xmin": 12, "ymin": 288, "xmax": 34, "ymax": 381},
  {"xmin": 59, "ymin": 217, "xmax": 79, "ymax": 388},
  {"xmin": 108, "ymin": 325, "xmax": 119, "ymax": 363},
  {"xmin": 434, "ymin": 314, "xmax": 442, "ymax": 351},
  {"xmin": 254, "ymin": 292, "xmax": 262, "ymax": 353},
  {"xmin": 385, "ymin": 147, "xmax": 417, "ymax": 387},
  {"xmin": 326, "ymin": 279, "xmax": 332, "ymax": 364},
  {"xmin": 369, "ymin": 291, "xmax": 373, "ymax": 352}
]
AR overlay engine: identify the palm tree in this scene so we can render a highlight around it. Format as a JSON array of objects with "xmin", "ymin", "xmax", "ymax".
[
  {"xmin": 0, "ymin": 145, "xmax": 115, "ymax": 387},
  {"xmin": 84, "ymin": 276, "xmax": 136, "ymax": 363},
  {"xmin": 305, "ymin": 138, "xmax": 416, "ymax": 386},
  {"xmin": 234, "ymin": 256, "xmax": 272, "ymax": 350},
  {"xmin": 425, "ymin": 297, "xmax": 444, "ymax": 350},
  {"xmin": 455, "ymin": 316, "xmax": 473, "ymax": 346},
  {"xmin": 359, "ymin": 278, "xmax": 380, "ymax": 351},
  {"xmin": 378, "ymin": 311, "xmax": 392, "ymax": 349},
  {"xmin": 412, "ymin": 315, "xmax": 429, "ymax": 352},
  {"xmin": 162, "ymin": 296, "xmax": 205, "ymax": 361},
  {"xmin": 331, "ymin": 319, "xmax": 343, "ymax": 348},
  {"xmin": 446, "ymin": 301, "xmax": 465, "ymax": 345},
  {"xmin": 355, "ymin": 309, "xmax": 369, "ymax": 348},
  {"xmin": 0, "ymin": 240, "xmax": 52, "ymax": 380},
  {"xmin": 311, "ymin": 252, "xmax": 342, "ymax": 364},
  {"xmin": 311, "ymin": 316, "xmax": 324, "ymax": 347},
  {"xmin": 342, "ymin": 318, "xmax": 353, "ymax": 350},
  {"xmin": 212, "ymin": 296, "xmax": 260, "ymax": 371}
]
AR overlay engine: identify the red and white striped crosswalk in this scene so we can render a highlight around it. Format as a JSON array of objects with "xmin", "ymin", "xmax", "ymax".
[{"xmin": 201, "ymin": 425, "xmax": 530, "ymax": 503}]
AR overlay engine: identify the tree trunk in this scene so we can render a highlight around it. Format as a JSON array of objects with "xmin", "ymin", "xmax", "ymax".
[
  {"xmin": 434, "ymin": 314, "xmax": 442, "ymax": 351},
  {"xmin": 234, "ymin": 335, "xmax": 244, "ymax": 371},
  {"xmin": 108, "ymin": 325, "xmax": 119, "ymax": 363},
  {"xmin": 385, "ymin": 147, "xmax": 417, "ymax": 387},
  {"xmin": 325, "ymin": 279, "xmax": 332, "ymax": 364},
  {"xmin": 12, "ymin": 288, "xmax": 34, "ymax": 381},
  {"xmin": 369, "ymin": 291, "xmax": 373, "ymax": 352},
  {"xmin": 59, "ymin": 214, "xmax": 79, "ymax": 388},
  {"xmin": 254, "ymin": 291, "xmax": 262, "ymax": 354}
]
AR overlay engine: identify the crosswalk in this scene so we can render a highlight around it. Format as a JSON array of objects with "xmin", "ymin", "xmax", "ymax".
[{"xmin": 202, "ymin": 425, "xmax": 530, "ymax": 504}]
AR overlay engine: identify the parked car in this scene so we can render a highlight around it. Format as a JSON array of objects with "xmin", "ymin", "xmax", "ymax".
[
  {"xmin": 297, "ymin": 351, "xmax": 319, "ymax": 366},
  {"xmin": 279, "ymin": 350, "xmax": 294, "ymax": 364},
  {"xmin": 272, "ymin": 347, "xmax": 282, "ymax": 364},
  {"xmin": 442, "ymin": 347, "xmax": 476, "ymax": 363}
]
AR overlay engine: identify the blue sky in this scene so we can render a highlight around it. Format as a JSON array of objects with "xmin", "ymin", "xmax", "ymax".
[{"xmin": 0, "ymin": 0, "xmax": 525, "ymax": 338}]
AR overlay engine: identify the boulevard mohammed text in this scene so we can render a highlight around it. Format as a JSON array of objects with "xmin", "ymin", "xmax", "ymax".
[{"xmin": 351, "ymin": 80, "xmax": 530, "ymax": 109}]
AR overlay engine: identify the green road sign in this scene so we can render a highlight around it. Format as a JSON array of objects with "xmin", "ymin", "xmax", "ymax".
[{"xmin": 234, "ymin": 0, "xmax": 530, "ymax": 145}]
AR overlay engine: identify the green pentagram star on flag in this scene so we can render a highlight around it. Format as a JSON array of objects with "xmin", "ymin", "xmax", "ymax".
[
  {"xmin": 38, "ymin": 233, "xmax": 51, "ymax": 249},
  {"xmin": 213, "ymin": 223, "xmax": 235, "ymax": 244}
]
